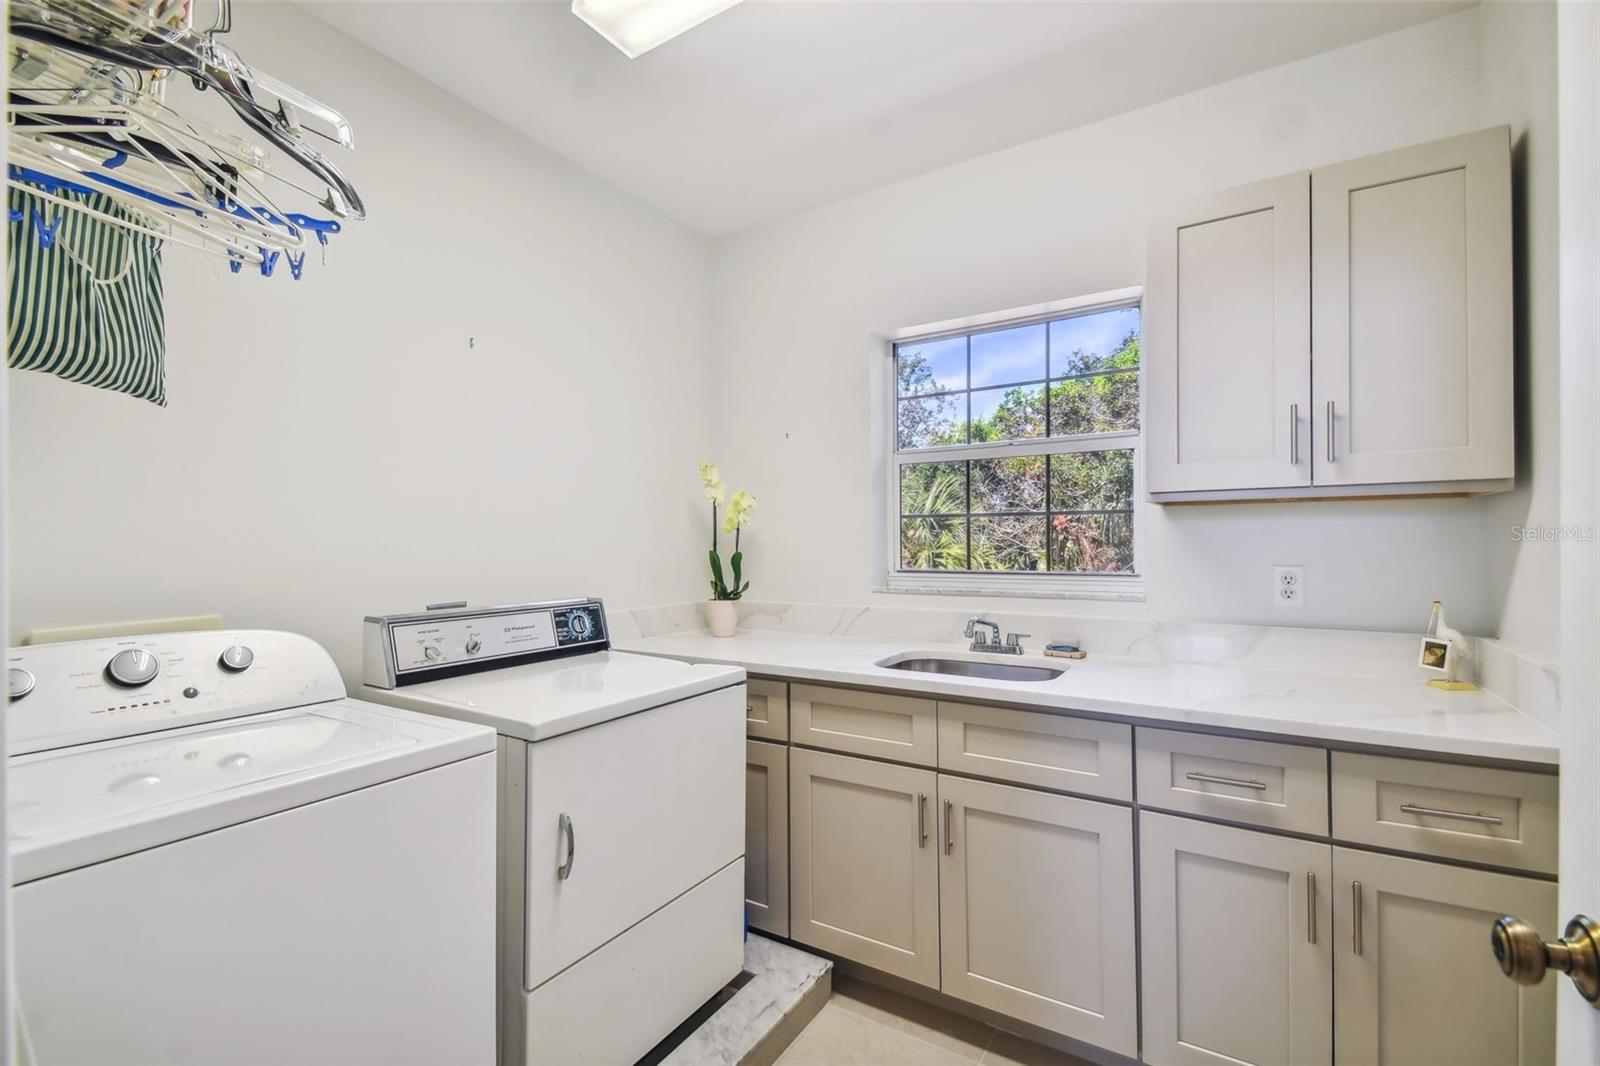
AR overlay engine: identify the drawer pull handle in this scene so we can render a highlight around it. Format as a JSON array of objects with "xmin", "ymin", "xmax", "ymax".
[
  {"xmin": 557, "ymin": 813, "xmax": 576, "ymax": 881},
  {"xmin": 1186, "ymin": 771, "xmax": 1268, "ymax": 791},
  {"xmin": 943, "ymin": 798, "xmax": 955, "ymax": 855},
  {"xmin": 1307, "ymin": 872, "xmax": 1317, "ymax": 945},
  {"xmin": 1398, "ymin": 803, "xmax": 1503, "ymax": 826},
  {"xmin": 917, "ymin": 792, "xmax": 928, "ymax": 848},
  {"xmin": 1352, "ymin": 881, "xmax": 1363, "ymax": 956}
]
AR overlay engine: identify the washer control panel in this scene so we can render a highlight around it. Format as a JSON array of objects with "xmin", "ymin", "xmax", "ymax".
[
  {"xmin": 365, "ymin": 599, "xmax": 610, "ymax": 688},
  {"xmin": 6, "ymin": 630, "xmax": 346, "ymax": 756}
]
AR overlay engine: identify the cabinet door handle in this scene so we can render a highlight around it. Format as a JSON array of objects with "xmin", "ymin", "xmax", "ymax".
[
  {"xmin": 917, "ymin": 792, "xmax": 928, "ymax": 848},
  {"xmin": 943, "ymin": 798, "xmax": 954, "ymax": 855},
  {"xmin": 1289, "ymin": 403, "xmax": 1299, "ymax": 465},
  {"xmin": 1185, "ymin": 770, "xmax": 1268, "ymax": 791},
  {"xmin": 1398, "ymin": 803, "xmax": 1503, "ymax": 826},
  {"xmin": 1352, "ymin": 881, "xmax": 1364, "ymax": 956},
  {"xmin": 1307, "ymin": 872, "xmax": 1317, "ymax": 945},
  {"xmin": 558, "ymin": 813, "xmax": 576, "ymax": 881},
  {"xmin": 1326, "ymin": 400, "xmax": 1336, "ymax": 463}
]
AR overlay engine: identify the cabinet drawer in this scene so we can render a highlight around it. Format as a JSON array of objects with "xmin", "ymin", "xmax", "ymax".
[
  {"xmin": 938, "ymin": 702, "xmax": 1131, "ymax": 801},
  {"xmin": 791, "ymin": 684, "xmax": 936, "ymax": 767},
  {"xmin": 1330, "ymin": 752, "xmax": 1557, "ymax": 874},
  {"xmin": 1136, "ymin": 728, "xmax": 1329, "ymax": 835},
  {"xmin": 745, "ymin": 678, "xmax": 789, "ymax": 741}
]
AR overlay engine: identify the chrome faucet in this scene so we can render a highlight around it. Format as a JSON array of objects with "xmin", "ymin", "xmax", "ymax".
[
  {"xmin": 965, "ymin": 617, "xmax": 1001, "ymax": 651},
  {"xmin": 964, "ymin": 617, "xmax": 1028, "ymax": 655}
]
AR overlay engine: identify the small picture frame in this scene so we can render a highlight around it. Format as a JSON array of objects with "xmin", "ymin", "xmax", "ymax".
[{"xmin": 1418, "ymin": 636, "xmax": 1454, "ymax": 675}]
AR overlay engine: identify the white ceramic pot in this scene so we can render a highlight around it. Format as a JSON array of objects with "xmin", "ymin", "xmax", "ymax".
[{"xmin": 707, "ymin": 600, "xmax": 738, "ymax": 637}]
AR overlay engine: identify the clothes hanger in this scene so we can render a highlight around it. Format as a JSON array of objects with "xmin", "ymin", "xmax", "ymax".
[{"xmin": 10, "ymin": 0, "xmax": 365, "ymax": 219}]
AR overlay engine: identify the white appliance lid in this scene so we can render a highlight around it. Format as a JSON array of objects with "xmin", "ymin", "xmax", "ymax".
[
  {"xmin": 366, "ymin": 650, "xmax": 745, "ymax": 743},
  {"xmin": 8, "ymin": 698, "xmax": 495, "ymax": 884}
]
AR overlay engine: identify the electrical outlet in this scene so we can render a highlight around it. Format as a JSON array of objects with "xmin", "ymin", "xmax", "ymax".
[{"xmin": 1274, "ymin": 566, "xmax": 1305, "ymax": 608}]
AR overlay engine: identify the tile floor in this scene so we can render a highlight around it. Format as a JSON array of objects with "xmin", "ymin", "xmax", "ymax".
[{"xmin": 775, "ymin": 974, "xmax": 1095, "ymax": 1066}]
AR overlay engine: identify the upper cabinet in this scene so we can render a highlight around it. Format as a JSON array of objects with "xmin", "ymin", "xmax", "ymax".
[
  {"xmin": 1312, "ymin": 129, "xmax": 1513, "ymax": 487},
  {"xmin": 1145, "ymin": 126, "xmax": 1513, "ymax": 503},
  {"xmin": 1145, "ymin": 172, "xmax": 1311, "ymax": 494}
]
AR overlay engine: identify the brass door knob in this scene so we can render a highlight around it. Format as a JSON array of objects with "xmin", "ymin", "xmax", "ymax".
[{"xmin": 1491, "ymin": 914, "xmax": 1600, "ymax": 1004}]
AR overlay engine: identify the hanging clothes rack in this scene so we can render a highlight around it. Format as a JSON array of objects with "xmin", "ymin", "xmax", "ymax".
[{"xmin": 6, "ymin": 0, "xmax": 364, "ymax": 276}]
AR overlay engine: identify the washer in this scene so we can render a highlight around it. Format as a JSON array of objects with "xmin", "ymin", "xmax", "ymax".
[
  {"xmin": 6, "ymin": 629, "xmax": 499, "ymax": 1066},
  {"xmin": 360, "ymin": 599, "xmax": 746, "ymax": 1066}
]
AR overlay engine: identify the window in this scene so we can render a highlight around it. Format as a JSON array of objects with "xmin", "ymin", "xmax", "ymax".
[{"xmin": 885, "ymin": 289, "xmax": 1143, "ymax": 597}]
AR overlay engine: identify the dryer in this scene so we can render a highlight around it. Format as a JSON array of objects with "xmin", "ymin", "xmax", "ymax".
[
  {"xmin": 6, "ymin": 629, "xmax": 498, "ymax": 1065},
  {"xmin": 360, "ymin": 599, "xmax": 746, "ymax": 1066}
]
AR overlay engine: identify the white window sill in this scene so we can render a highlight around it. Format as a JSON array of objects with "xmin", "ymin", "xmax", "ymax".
[{"xmin": 876, "ymin": 572, "xmax": 1146, "ymax": 602}]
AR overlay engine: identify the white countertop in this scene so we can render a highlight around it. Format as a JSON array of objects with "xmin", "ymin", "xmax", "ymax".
[{"xmin": 617, "ymin": 630, "xmax": 1558, "ymax": 765}]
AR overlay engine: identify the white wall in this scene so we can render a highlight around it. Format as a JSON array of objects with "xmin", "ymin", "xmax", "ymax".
[
  {"xmin": 4, "ymin": 2, "xmax": 716, "ymax": 680},
  {"xmin": 711, "ymin": 5, "xmax": 1557, "ymax": 640},
  {"xmin": 1479, "ymin": 1, "xmax": 1561, "ymax": 659}
]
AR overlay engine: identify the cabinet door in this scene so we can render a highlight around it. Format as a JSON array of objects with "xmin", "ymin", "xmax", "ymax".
[
  {"xmin": 1140, "ymin": 812, "xmax": 1332, "ymax": 1066},
  {"xmin": 745, "ymin": 739, "xmax": 789, "ymax": 937},
  {"xmin": 789, "ymin": 747, "xmax": 939, "ymax": 987},
  {"xmin": 1311, "ymin": 126, "xmax": 1512, "ymax": 486},
  {"xmin": 1333, "ymin": 846, "xmax": 1555, "ymax": 1066},
  {"xmin": 1145, "ymin": 171, "xmax": 1311, "ymax": 494},
  {"xmin": 939, "ymin": 775, "xmax": 1137, "ymax": 1057}
]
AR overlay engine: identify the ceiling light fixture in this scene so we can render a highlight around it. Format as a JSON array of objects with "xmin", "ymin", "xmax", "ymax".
[{"xmin": 571, "ymin": 0, "xmax": 743, "ymax": 59}]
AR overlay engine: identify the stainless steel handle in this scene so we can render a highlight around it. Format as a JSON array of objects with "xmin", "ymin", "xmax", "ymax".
[
  {"xmin": 1326, "ymin": 400, "xmax": 1335, "ymax": 463},
  {"xmin": 943, "ymin": 799, "xmax": 954, "ymax": 855},
  {"xmin": 557, "ymin": 813, "xmax": 576, "ymax": 880},
  {"xmin": 1399, "ymin": 803, "xmax": 1503, "ymax": 825},
  {"xmin": 1185, "ymin": 770, "xmax": 1268, "ymax": 791},
  {"xmin": 1307, "ymin": 872, "xmax": 1317, "ymax": 945},
  {"xmin": 1290, "ymin": 403, "xmax": 1299, "ymax": 465},
  {"xmin": 917, "ymin": 793, "xmax": 928, "ymax": 848},
  {"xmin": 1352, "ymin": 881, "xmax": 1363, "ymax": 956}
]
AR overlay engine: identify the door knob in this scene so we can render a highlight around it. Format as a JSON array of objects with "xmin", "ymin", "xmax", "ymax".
[{"xmin": 1490, "ymin": 914, "xmax": 1600, "ymax": 1004}]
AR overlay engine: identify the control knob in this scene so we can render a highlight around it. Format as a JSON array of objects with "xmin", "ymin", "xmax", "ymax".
[
  {"xmin": 465, "ymin": 635, "xmax": 482, "ymax": 655},
  {"xmin": 423, "ymin": 645, "xmax": 443, "ymax": 662},
  {"xmin": 8, "ymin": 667, "xmax": 35, "ymax": 701},
  {"xmin": 569, "ymin": 612, "xmax": 593, "ymax": 639},
  {"xmin": 107, "ymin": 648, "xmax": 160, "ymax": 687},
  {"xmin": 219, "ymin": 645, "xmax": 255, "ymax": 672}
]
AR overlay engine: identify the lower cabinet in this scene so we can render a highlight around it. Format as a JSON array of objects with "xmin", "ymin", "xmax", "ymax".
[
  {"xmin": 1332, "ymin": 846, "xmax": 1556, "ymax": 1066},
  {"xmin": 745, "ymin": 739, "xmax": 789, "ymax": 937},
  {"xmin": 789, "ymin": 747, "xmax": 941, "ymax": 987},
  {"xmin": 940, "ymin": 775, "xmax": 1137, "ymax": 1057},
  {"xmin": 1139, "ymin": 812, "xmax": 1333, "ymax": 1066}
]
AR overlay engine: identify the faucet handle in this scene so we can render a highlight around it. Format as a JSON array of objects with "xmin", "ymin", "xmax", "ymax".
[{"xmin": 1004, "ymin": 632, "xmax": 1030, "ymax": 650}]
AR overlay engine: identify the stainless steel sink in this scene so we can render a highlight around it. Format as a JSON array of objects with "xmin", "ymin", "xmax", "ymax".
[{"xmin": 882, "ymin": 657, "xmax": 1065, "ymax": 682}]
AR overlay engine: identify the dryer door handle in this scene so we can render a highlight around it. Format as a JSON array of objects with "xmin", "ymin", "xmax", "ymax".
[{"xmin": 557, "ymin": 813, "xmax": 576, "ymax": 881}]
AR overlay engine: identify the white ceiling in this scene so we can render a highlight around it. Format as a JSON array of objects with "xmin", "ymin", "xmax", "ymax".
[{"xmin": 299, "ymin": 0, "xmax": 1469, "ymax": 235}]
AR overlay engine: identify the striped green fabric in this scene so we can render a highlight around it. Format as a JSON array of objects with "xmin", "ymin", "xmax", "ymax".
[{"xmin": 7, "ymin": 185, "xmax": 166, "ymax": 406}]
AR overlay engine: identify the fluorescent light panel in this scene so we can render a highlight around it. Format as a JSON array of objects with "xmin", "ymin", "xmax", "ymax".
[{"xmin": 572, "ymin": 0, "xmax": 742, "ymax": 59}]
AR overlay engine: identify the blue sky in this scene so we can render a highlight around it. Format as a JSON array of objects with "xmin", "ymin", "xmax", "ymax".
[{"xmin": 899, "ymin": 306, "xmax": 1140, "ymax": 394}]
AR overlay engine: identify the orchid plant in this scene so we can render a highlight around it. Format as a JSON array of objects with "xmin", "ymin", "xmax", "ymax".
[{"xmin": 699, "ymin": 461, "xmax": 757, "ymax": 601}]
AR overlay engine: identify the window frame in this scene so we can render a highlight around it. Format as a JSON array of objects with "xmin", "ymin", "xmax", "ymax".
[{"xmin": 880, "ymin": 287, "xmax": 1146, "ymax": 600}]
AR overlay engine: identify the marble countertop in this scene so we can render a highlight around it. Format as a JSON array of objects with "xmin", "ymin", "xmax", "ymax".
[{"xmin": 616, "ymin": 629, "xmax": 1558, "ymax": 765}]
